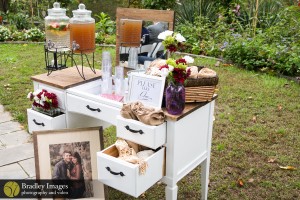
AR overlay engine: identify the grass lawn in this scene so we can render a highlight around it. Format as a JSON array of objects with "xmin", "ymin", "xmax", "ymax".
[{"xmin": 0, "ymin": 43, "xmax": 299, "ymax": 199}]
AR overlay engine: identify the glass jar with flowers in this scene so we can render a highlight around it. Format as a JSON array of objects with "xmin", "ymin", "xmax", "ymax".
[
  {"xmin": 159, "ymin": 56, "xmax": 194, "ymax": 115},
  {"xmin": 27, "ymin": 89, "xmax": 61, "ymax": 117}
]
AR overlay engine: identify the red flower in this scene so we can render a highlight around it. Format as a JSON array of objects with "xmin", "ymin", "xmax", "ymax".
[
  {"xmin": 167, "ymin": 44, "xmax": 177, "ymax": 52},
  {"xmin": 159, "ymin": 64, "xmax": 169, "ymax": 70}
]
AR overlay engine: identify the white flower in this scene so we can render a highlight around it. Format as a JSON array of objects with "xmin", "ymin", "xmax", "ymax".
[
  {"xmin": 183, "ymin": 55, "xmax": 194, "ymax": 64},
  {"xmin": 32, "ymin": 89, "xmax": 42, "ymax": 96},
  {"xmin": 158, "ymin": 30, "xmax": 174, "ymax": 40},
  {"xmin": 175, "ymin": 33, "xmax": 186, "ymax": 43},
  {"xmin": 40, "ymin": 93, "xmax": 46, "ymax": 102},
  {"xmin": 161, "ymin": 68, "xmax": 169, "ymax": 77},
  {"xmin": 168, "ymin": 65, "xmax": 174, "ymax": 72},
  {"xmin": 27, "ymin": 92, "xmax": 32, "ymax": 99}
]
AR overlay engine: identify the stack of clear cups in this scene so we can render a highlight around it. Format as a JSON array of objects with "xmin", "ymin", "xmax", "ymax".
[
  {"xmin": 114, "ymin": 66, "xmax": 124, "ymax": 96},
  {"xmin": 101, "ymin": 51, "xmax": 112, "ymax": 94},
  {"xmin": 128, "ymin": 47, "xmax": 139, "ymax": 69}
]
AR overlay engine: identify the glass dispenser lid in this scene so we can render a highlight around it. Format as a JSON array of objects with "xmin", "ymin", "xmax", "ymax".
[
  {"xmin": 72, "ymin": 4, "xmax": 92, "ymax": 17},
  {"xmin": 47, "ymin": 2, "xmax": 66, "ymax": 16}
]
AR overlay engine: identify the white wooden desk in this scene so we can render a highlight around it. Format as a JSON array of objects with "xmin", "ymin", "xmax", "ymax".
[{"xmin": 30, "ymin": 67, "xmax": 216, "ymax": 200}]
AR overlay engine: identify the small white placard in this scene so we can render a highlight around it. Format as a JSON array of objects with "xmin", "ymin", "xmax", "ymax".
[{"xmin": 128, "ymin": 72, "xmax": 165, "ymax": 108}]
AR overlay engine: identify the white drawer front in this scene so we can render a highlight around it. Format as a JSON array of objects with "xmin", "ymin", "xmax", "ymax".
[
  {"xmin": 27, "ymin": 109, "xmax": 66, "ymax": 133},
  {"xmin": 116, "ymin": 116, "xmax": 166, "ymax": 149},
  {"xmin": 37, "ymin": 83, "xmax": 65, "ymax": 110},
  {"xmin": 97, "ymin": 145, "xmax": 165, "ymax": 198},
  {"xmin": 67, "ymin": 94, "xmax": 120, "ymax": 125}
]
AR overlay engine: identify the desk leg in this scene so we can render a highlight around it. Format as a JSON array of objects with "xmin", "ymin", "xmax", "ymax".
[
  {"xmin": 201, "ymin": 158, "xmax": 210, "ymax": 200},
  {"xmin": 165, "ymin": 184, "xmax": 178, "ymax": 200}
]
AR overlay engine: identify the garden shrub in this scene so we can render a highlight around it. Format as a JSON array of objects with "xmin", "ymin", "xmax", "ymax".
[
  {"xmin": 24, "ymin": 27, "xmax": 45, "ymax": 42},
  {"xmin": 223, "ymin": 6, "xmax": 300, "ymax": 76},
  {"xmin": 0, "ymin": 26, "xmax": 11, "ymax": 41}
]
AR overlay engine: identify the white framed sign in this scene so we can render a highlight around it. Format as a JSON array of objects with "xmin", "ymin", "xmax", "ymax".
[{"xmin": 128, "ymin": 72, "xmax": 166, "ymax": 108}]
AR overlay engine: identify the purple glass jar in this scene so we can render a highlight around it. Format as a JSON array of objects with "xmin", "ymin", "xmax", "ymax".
[{"xmin": 165, "ymin": 82, "xmax": 185, "ymax": 115}]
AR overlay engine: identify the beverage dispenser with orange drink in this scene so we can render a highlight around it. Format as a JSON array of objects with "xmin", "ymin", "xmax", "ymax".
[{"xmin": 70, "ymin": 4, "xmax": 95, "ymax": 53}]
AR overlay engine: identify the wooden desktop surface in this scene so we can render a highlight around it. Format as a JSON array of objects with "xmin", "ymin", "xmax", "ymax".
[{"xmin": 31, "ymin": 66, "xmax": 102, "ymax": 89}]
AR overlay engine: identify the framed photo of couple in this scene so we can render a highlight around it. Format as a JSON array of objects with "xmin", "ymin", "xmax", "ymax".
[{"xmin": 33, "ymin": 127, "xmax": 107, "ymax": 199}]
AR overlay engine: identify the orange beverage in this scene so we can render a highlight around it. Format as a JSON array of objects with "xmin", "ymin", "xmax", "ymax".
[
  {"xmin": 70, "ymin": 23, "xmax": 95, "ymax": 53},
  {"xmin": 120, "ymin": 19, "xmax": 142, "ymax": 47}
]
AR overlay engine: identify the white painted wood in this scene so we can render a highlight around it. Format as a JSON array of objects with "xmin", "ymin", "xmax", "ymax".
[
  {"xmin": 27, "ymin": 109, "xmax": 66, "ymax": 134},
  {"xmin": 67, "ymin": 79, "xmax": 123, "ymax": 109},
  {"xmin": 67, "ymin": 94, "xmax": 120, "ymax": 125},
  {"xmin": 66, "ymin": 112, "xmax": 112, "ymax": 130},
  {"xmin": 97, "ymin": 145, "xmax": 165, "ymax": 198},
  {"xmin": 116, "ymin": 115, "xmax": 166, "ymax": 149},
  {"xmin": 162, "ymin": 102, "xmax": 215, "ymax": 200},
  {"xmin": 165, "ymin": 184, "xmax": 178, "ymax": 200},
  {"xmin": 201, "ymin": 100, "xmax": 215, "ymax": 200}
]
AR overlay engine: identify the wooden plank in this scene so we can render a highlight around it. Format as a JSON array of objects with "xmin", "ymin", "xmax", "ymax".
[
  {"xmin": 163, "ymin": 95, "xmax": 218, "ymax": 121},
  {"xmin": 31, "ymin": 66, "xmax": 102, "ymax": 89}
]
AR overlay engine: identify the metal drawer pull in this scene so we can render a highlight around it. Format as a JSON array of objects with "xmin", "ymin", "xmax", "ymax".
[
  {"xmin": 33, "ymin": 119, "xmax": 45, "ymax": 127},
  {"xmin": 125, "ymin": 125, "xmax": 144, "ymax": 134},
  {"xmin": 86, "ymin": 105, "xmax": 101, "ymax": 112},
  {"xmin": 106, "ymin": 167, "xmax": 125, "ymax": 177}
]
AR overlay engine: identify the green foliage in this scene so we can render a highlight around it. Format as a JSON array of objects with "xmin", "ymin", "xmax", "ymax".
[
  {"xmin": 175, "ymin": 0, "xmax": 220, "ymax": 24},
  {"xmin": 7, "ymin": 13, "xmax": 31, "ymax": 30},
  {"xmin": 95, "ymin": 12, "xmax": 116, "ymax": 45},
  {"xmin": 176, "ymin": 16, "xmax": 232, "ymax": 57},
  {"xmin": 95, "ymin": 12, "xmax": 116, "ymax": 35},
  {"xmin": 24, "ymin": 27, "xmax": 45, "ymax": 42},
  {"xmin": 142, "ymin": 0, "xmax": 177, "ymax": 10},
  {"xmin": 224, "ymin": 6, "xmax": 300, "ymax": 76},
  {"xmin": 0, "ymin": 25, "xmax": 11, "ymax": 41}
]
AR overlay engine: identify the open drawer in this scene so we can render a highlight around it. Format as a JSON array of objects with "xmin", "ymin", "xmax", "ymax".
[
  {"xmin": 116, "ymin": 115, "xmax": 166, "ymax": 149},
  {"xmin": 27, "ymin": 109, "xmax": 66, "ymax": 134},
  {"xmin": 97, "ymin": 145, "xmax": 165, "ymax": 198}
]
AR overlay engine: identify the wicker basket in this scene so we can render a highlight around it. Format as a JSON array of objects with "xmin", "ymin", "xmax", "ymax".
[{"xmin": 184, "ymin": 66, "xmax": 218, "ymax": 103}]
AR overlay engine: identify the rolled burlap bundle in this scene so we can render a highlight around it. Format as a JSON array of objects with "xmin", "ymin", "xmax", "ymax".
[{"xmin": 120, "ymin": 103, "xmax": 138, "ymax": 120}]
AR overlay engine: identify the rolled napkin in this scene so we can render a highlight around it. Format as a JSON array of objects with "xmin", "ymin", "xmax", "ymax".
[
  {"xmin": 131, "ymin": 102, "xmax": 165, "ymax": 126},
  {"xmin": 115, "ymin": 138, "xmax": 148, "ymax": 175},
  {"xmin": 126, "ymin": 140, "xmax": 140, "ymax": 153},
  {"xmin": 186, "ymin": 66, "xmax": 199, "ymax": 79},
  {"xmin": 198, "ymin": 67, "xmax": 217, "ymax": 78},
  {"xmin": 145, "ymin": 59, "xmax": 167, "ymax": 76},
  {"xmin": 120, "ymin": 103, "xmax": 138, "ymax": 120},
  {"xmin": 137, "ymin": 150, "xmax": 154, "ymax": 160}
]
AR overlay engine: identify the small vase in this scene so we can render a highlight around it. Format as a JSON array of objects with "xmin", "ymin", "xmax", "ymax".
[{"xmin": 165, "ymin": 82, "xmax": 185, "ymax": 115}]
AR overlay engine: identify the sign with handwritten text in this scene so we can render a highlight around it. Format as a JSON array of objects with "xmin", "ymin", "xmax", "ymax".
[{"xmin": 128, "ymin": 72, "xmax": 165, "ymax": 108}]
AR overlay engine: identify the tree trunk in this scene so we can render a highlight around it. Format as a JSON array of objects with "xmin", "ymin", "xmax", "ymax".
[{"xmin": 0, "ymin": 0, "xmax": 9, "ymax": 13}]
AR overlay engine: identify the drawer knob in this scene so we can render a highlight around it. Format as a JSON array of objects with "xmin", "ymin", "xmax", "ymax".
[
  {"xmin": 106, "ymin": 167, "xmax": 125, "ymax": 177},
  {"xmin": 33, "ymin": 119, "xmax": 45, "ymax": 127},
  {"xmin": 125, "ymin": 125, "xmax": 144, "ymax": 134},
  {"xmin": 86, "ymin": 105, "xmax": 101, "ymax": 112}
]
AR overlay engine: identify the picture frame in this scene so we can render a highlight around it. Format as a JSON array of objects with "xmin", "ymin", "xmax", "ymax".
[
  {"xmin": 33, "ymin": 127, "xmax": 107, "ymax": 199},
  {"xmin": 128, "ymin": 72, "xmax": 166, "ymax": 109}
]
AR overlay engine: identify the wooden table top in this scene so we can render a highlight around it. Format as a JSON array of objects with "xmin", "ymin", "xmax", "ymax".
[
  {"xmin": 163, "ymin": 95, "xmax": 218, "ymax": 121},
  {"xmin": 31, "ymin": 66, "xmax": 102, "ymax": 89}
]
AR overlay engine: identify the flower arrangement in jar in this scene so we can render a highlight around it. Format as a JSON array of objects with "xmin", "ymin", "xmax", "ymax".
[
  {"xmin": 158, "ymin": 56, "xmax": 194, "ymax": 115},
  {"xmin": 158, "ymin": 30, "xmax": 186, "ymax": 53},
  {"xmin": 27, "ymin": 89, "xmax": 61, "ymax": 117}
]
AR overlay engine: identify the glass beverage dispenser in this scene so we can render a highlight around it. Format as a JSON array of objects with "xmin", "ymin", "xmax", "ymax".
[
  {"xmin": 45, "ymin": 2, "xmax": 70, "ymax": 50},
  {"xmin": 70, "ymin": 4, "xmax": 95, "ymax": 53}
]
